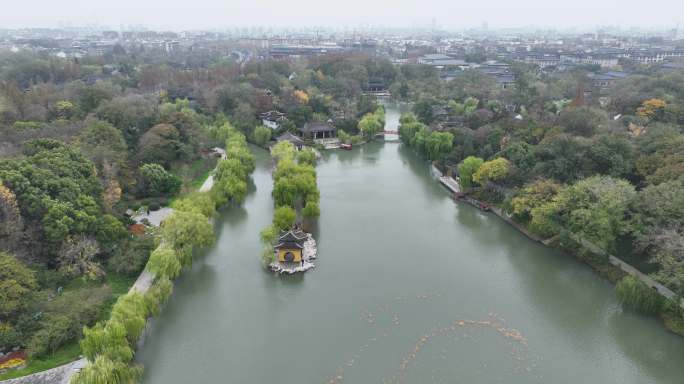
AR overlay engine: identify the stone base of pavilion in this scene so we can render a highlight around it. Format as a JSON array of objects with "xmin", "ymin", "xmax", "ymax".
[{"xmin": 269, "ymin": 233, "xmax": 318, "ymax": 274}]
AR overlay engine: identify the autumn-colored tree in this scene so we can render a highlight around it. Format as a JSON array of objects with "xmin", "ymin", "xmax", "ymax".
[
  {"xmin": 0, "ymin": 183, "xmax": 23, "ymax": 241},
  {"xmin": 294, "ymin": 89, "xmax": 309, "ymax": 104},
  {"xmin": 473, "ymin": 158, "xmax": 510, "ymax": 185},
  {"xmin": 636, "ymin": 98, "xmax": 666, "ymax": 120}
]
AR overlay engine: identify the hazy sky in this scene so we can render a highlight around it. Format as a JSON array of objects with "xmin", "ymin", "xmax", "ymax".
[{"xmin": 2, "ymin": 0, "xmax": 683, "ymax": 31}]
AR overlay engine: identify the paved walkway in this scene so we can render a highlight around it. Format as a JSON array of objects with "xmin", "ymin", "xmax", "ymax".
[
  {"xmin": 2, "ymin": 359, "xmax": 86, "ymax": 384},
  {"xmin": 131, "ymin": 207, "xmax": 174, "ymax": 227},
  {"xmin": 198, "ymin": 147, "xmax": 227, "ymax": 193},
  {"xmin": 439, "ymin": 176, "xmax": 460, "ymax": 193}
]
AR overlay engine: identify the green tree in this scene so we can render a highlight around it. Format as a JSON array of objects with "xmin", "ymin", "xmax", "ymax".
[
  {"xmin": 558, "ymin": 107, "xmax": 607, "ymax": 137},
  {"xmin": 71, "ymin": 355, "xmax": 142, "ymax": 384},
  {"xmin": 172, "ymin": 192, "xmax": 216, "ymax": 218},
  {"xmin": 273, "ymin": 206, "xmax": 296, "ymax": 231},
  {"xmin": 161, "ymin": 211, "xmax": 214, "ymax": 266},
  {"xmin": 412, "ymin": 97, "xmax": 435, "ymax": 124},
  {"xmin": 135, "ymin": 122, "xmax": 186, "ymax": 167},
  {"xmin": 271, "ymin": 141, "xmax": 296, "ymax": 161},
  {"xmin": 252, "ymin": 125, "xmax": 272, "ymax": 147},
  {"xmin": 398, "ymin": 113, "xmax": 425, "ymax": 144},
  {"xmin": 211, "ymin": 174, "xmax": 247, "ymax": 205},
  {"xmin": 146, "ymin": 246, "xmax": 182, "ymax": 279},
  {"xmin": 457, "ymin": 156, "xmax": 484, "ymax": 189},
  {"xmin": 425, "ymin": 131, "xmax": 454, "ymax": 161},
  {"xmin": 511, "ymin": 179, "xmax": 562, "ymax": 236},
  {"xmin": 297, "ymin": 148, "xmax": 316, "ymax": 166},
  {"xmin": 137, "ymin": 163, "xmax": 181, "ymax": 197},
  {"xmin": 80, "ymin": 321, "xmax": 133, "ymax": 363},
  {"xmin": 555, "ymin": 176, "xmax": 636, "ymax": 250},
  {"xmin": 629, "ymin": 179, "xmax": 684, "ymax": 292},
  {"xmin": 0, "ymin": 252, "xmax": 36, "ymax": 318},
  {"xmin": 358, "ymin": 112, "xmax": 383, "ymax": 138},
  {"xmin": 0, "ymin": 140, "xmax": 104, "ymax": 249},
  {"xmin": 78, "ymin": 119, "xmax": 127, "ymax": 168}
]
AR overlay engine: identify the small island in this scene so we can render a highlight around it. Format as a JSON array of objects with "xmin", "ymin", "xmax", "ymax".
[{"xmin": 259, "ymin": 141, "xmax": 321, "ymax": 274}]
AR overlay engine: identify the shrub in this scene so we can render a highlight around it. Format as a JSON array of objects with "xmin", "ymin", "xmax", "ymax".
[{"xmin": 616, "ymin": 276, "xmax": 664, "ymax": 315}]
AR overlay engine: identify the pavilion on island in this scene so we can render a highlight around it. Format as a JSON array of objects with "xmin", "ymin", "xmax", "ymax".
[{"xmin": 274, "ymin": 229, "xmax": 307, "ymax": 267}]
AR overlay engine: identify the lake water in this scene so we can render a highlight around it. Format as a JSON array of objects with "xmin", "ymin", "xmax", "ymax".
[{"xmin": 137, "ymin": 105, "xmax": 684, "ymax": 384}]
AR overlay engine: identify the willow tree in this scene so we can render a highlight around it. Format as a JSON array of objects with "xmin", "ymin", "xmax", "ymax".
[
  {"xmin": 457, "ymin": 156, "xmax": 484, "ymax": 189},
  {"xmin": 146, "ymin": 246, "xmax": 182, "ymax": 279},
  {"xmin": 425, "ymin": 131, "xmax": 454, "ymax": 161},
  {"xmin": 80, "ymin": 321, "xmax": 133, "ymax": 363},
  {"xmin": 71, "ymin": 355, "xmax": 142, "ymax": 384},
  {"xmin": 273, "ymin": 206, "xmax": 296, "ymax": 231},
  {"xmin": 160, "ymin": 211, "xmax": 214, "ymax": 266},
  {"xmin": 358, "ymin": 111, "xmax": 383, "ymax": 138},
  {"xmin": 109, "ymin": 293, "xmax": 150, "ymax": 344}
]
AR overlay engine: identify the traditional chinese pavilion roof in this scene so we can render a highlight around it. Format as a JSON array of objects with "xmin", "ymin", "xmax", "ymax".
[{"xmin": 275, "ymin": 229, "xmax": 307, "ymax": 249}]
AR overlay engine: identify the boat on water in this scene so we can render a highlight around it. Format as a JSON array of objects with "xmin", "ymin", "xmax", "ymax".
[
  {"xmin": 340, "ymin": 143, "xmax": 352, "ymax": 150},
  {"xmin": 454, "ymin": 192, "xmax": 491, "ymax": 211}
]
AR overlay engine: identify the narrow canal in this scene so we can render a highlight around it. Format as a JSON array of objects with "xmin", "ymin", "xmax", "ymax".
[{"xmin": 137, "ymin": 106, "xmax": 684, "ymax": 384}]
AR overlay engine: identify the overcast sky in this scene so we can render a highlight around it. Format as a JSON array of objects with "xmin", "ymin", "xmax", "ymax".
[{"xmin": 2, "ymin": 0, "xmax": 682, "ymax": 31}]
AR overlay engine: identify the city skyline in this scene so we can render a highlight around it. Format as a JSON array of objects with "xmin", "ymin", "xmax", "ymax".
[{"xmin": 2, "ymin": 0, "xmax": 683, "ymax": 32}]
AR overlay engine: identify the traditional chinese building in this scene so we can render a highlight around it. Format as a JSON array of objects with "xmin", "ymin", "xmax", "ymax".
[
  {"xmin": 274, "ymin": 229, "xmax": 307, "ymax": 266},
  {"xmin": 298, "ymin": 121, "xmax": 337, "ymax": 140}
]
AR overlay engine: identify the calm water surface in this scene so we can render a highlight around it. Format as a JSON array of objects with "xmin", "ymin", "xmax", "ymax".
[{"xmin": 138, "ymin": 106, "xmax": 684, "ymax": 384}]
